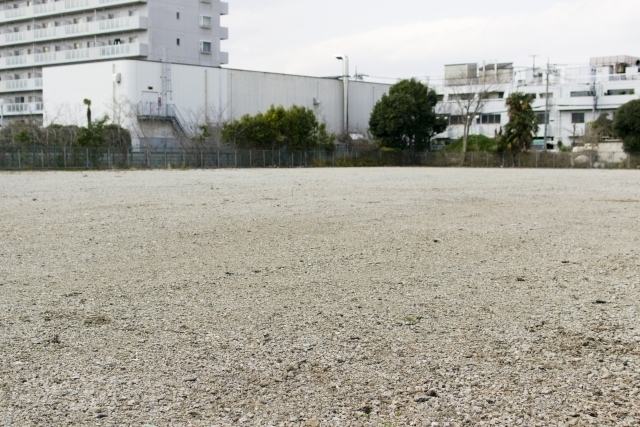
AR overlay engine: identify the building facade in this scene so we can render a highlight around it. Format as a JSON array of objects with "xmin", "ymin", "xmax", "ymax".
[
  {"xmin": 42, "ymin": 60, "xmax": 391, "ymax": 149},
  {"xmin": 435, "ymin": 55, "xmax": 640, "ymax": 149},
  {"xmin": 0, "ymin": 0, "xmax": 228, "ymax": 121}
]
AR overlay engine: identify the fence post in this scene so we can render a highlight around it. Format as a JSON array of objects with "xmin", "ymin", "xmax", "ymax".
[
  {"xmin": 217, "ymin": 150, "xmax": 220, "ymax": 168},
  {"xmin": 305, "ymin": 151, "xmax": 308, "ymax": 167},
  {"xmin": 249, "ymin": 150, "xmax": 252, "ymax": 168},
  {"xmin": 40, "ymin": 148, "xmax": 44, "ymax": 169},
  {"xmin": 278, "ymin": 150, "xmax": 281, "ymax": 167},
  {"xmin": 18, "ymin": 150, "xmax": 21, "ymax": 169},
  {"xmin": 63, "ymin": 147, "xmax": 66, "ymax": 168},
  {"xmin": 235, "ymin": 150, "xmax": 237, "ymax": 168},
  {"xmin": 127, "ymin": 148, "xmax": 131, "ymax": 168},
  {"xmin": 502, "ymin": 152, "xmax": 505, "ymax": 167},
  {"xmin": 86, "ymin": 148, "xmax": 89, "ymax": 169},
  {"xmin": 182, "ymin": 150, "xmax": 185, "ymax": 168},
  {"xmin": 628, "ymin": 153, "xmax": 631, "ymax": 169},
  {"xmin": 263, "ymin": 150, "xmax": 266, "ymax": 167}
]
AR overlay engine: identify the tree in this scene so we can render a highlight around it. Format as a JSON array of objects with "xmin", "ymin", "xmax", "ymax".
[
  {"xmin": 613, "ymin": 99, "xmax": 640, "ymax": 153},
  {"xmin": 83, "ymin": 99, "xmax": 92, "ymax": 127},
  {"xmin": 222, "ymin": 105, "xmax": 334, "ymax": 150},
  {"xmin": 501, "ymin": 92, "xmax": 539, "ymax": 152},
  {"xmin": 369, "ymin": 79, "xmax": 446, "ymax": 152}
]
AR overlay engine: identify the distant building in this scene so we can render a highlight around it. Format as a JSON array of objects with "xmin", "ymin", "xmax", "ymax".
[{"xmin": 436, "ymin": 55, "xmax": 640, "ymax": 149}]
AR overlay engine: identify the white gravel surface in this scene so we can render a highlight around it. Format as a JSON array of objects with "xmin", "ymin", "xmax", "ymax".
[{"xmin": 0, "ymin": 168, "xmax": 639, "ymax": 427}]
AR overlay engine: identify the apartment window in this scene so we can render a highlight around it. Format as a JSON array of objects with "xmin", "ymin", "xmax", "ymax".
[
  {"xmin": 571, "ymin": 113, "xmax": 585, "ymax": 124},
  {"xmin": 539, "ymin": 92, "xmax": 553, "ymax": 99},
  {"xmin": 200, "ymin": 15, "xmax": 212, "ymax": 28},
  {"xmin": 478, "ymin": 114, "xmax": 501, "ymax": 124},
  {"xmin": 570, "ymin": 91, "xmax": 592, "ymax": 97},
  {"xmin": 176, "ymin": 12, "xmax": 180, "ymax": 19},
  {"xmin": 536, "ymin": 113, "xmax": 549, "ymax": 124},
  {"xmin": 449, "ymin": 115, "xmax": 465, "ymax": 125},
  {"xmin": 606, "ymin": 89, "xmax": 635, "ymax": 95},
  {"xmin": 15, "ymin": 96, "xmax": 24, "ymax": 103},
  {"xmin": 176, "ymin": 38, "xmax": 180, "ymax": 46},
  {"xmin": 200, "ymin": 41, "xmax": 212, "ymax": 53}
]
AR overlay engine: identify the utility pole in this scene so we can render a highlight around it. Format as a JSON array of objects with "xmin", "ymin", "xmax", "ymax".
[{"xmin": 543, "ymin": 59, "xmax": 551, "ymax": 151}]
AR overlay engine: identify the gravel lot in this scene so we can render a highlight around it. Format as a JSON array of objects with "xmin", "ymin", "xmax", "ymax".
[{"xmin": 0, "ymin": 168, "xmax": 639, "ymax": 427}]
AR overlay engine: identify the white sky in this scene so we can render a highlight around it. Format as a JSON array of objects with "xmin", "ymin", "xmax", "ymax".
[{"xmin": 223, "ymin": 0, "xmax": 639, "ymax": 82}]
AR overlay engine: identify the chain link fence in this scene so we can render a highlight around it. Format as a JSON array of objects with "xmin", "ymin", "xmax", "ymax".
[{"xmin": 0, "ymin": 146, "xmax": 638, "ymax": 170}]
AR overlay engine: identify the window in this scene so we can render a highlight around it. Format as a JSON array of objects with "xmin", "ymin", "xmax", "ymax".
[
  {"xmin": 478, "ymin": 114, "xmax": 501, "ymax": 124},
  {"xmin": 606, "ymin": 89, "xmax": 635, "ymax": 95},
  {"xmin": 570, "ymin": 91, "xmax": 592, "ymax": 97},
  {"xmin": 436, "ymin": 94, "xmax": 444, "ymax": 102},
  {"xmin": 176, "ymin": 38, "xmax": 180, "ymax": 46},
  {"xmin": 200, "ymin": 15, "xmax": 212, "ymax": 28},
  {"xmin": 536, "ymin": 113, "xmax": 549, "ymax": 124},
  {"xmin": 176, "ymin": 12, "xmax": 180, "ymax": 19},
  {"xmin": 571, "ymin": 113, "xmax": 585, "ymax": 124},
  {"xmin": 200, "ymin": 41, "xmax": 212, "ymax": 53},
  {"xmin": 539, "ymin": 92, "xmax": 553, "ymax": 99},
  {"xmin": 449, "ymin": 115, "xmax": 465, "ymax": 125}
]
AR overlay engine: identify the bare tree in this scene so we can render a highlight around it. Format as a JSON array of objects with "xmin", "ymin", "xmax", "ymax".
[{"xmin": 445, "ymin": 73, "xmax": 494, "ymax": 164}]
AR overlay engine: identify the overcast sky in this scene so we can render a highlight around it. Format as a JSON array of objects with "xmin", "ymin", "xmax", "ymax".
[{"xmin": 223, "ymin": 0, "xmax": 639, "ymax": 82}]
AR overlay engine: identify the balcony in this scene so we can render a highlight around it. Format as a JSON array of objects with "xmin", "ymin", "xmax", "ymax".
[
  {"xmin": 0, "ymin": 42, "xmax": 148, "ymax": 70},
  {"xmin": 220, "ymin": 26, "xmax": 228, "ymax": 40},
  {"xmin": 0, "ymin": 0, "xmax": 147, "ymax": 24},
  {"xmin": 0, "ymin": 77, "xmax": 42, "ymax": 92},
  {"xmin": 0, "ymin": 16, "xmax": 148, "ymax": 47},
  {"xmin": 2, "ymin": 101, "xmax": 43, "ymax": 115}
]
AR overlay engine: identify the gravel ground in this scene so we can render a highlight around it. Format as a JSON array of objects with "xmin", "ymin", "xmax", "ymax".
[{"xmin": 0, "ymin": 168, "xmax": 639, "ymax": 427}]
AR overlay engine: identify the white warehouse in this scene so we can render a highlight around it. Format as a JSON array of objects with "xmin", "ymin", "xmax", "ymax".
[{"xmin": 42, "ymin": 59, "xmax": 391, "ymax": 149}]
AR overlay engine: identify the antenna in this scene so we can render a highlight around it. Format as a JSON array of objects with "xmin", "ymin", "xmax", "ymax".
[{"xmin": 530, "ymin": 54, "xmax": 538, "ymax": 74}]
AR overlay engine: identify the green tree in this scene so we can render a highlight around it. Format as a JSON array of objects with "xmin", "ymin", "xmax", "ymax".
[
  {"xmin": 613, "ymin": 99, "xmax": 640, "ymax": 153},
  {"xmin": 501, "ymin": 92, "xmax": 539, "ymax": 152},
  {"xmin": 369, "ymin": 79, "xmax": 446, "ymax": 152},
  {"xmin": 222, "ymin": 105, "xmax": 334, "ymax": 150},
  {"xmin": 77, "ymin": 116, "xmax": 108, "ymax": 148}
]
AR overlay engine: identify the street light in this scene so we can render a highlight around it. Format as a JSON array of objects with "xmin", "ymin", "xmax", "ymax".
[{"xmin": 335, "ymin": 54, "xmax": 349, "ymax": 134}]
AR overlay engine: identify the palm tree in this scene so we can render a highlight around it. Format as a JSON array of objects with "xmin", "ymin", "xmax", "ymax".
[
  {"xmin": 502, "ymin": 92, "xmax": 538, "ymax": 152},
  {"xmin": 83, "ymin": 99, "xmax": 92, "ymax": 127}
]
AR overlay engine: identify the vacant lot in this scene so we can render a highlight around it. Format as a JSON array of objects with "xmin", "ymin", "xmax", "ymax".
[{"xmin": 0, "ymin": 168, "xmax": 639, "ymax": 427}]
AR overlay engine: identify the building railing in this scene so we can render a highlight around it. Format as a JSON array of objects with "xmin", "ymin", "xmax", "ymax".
[
  {"xmin": 0, "ymin": 16, "xmax": 147, "ymax": 47},
  {"xmin": 0, "ymin": 0, "xmax": 147, "ymax": 23},
  {"xmin": 0, "ymin": 42, "xmax": 148, "ymax": 70},
  {"xmin": 0, "ymin": 77, "xmax": 43, "ymax": 93},
  {"xmin": 2, "ymin": 102, "xmax": 43, "ymax": 115}
]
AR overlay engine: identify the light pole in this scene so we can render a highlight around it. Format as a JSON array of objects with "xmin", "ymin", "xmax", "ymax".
[{"xmin": 335, "ymin": 54, "xmax": 349, "ymax": 134}]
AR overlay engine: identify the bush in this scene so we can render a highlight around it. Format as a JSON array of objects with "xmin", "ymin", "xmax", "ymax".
[
  {"xmin": 221, "ymin": 105, "xmax": 334, "ymax": 151},
  {"xmin": 444, "ymin": 134, "xmax": 496, "ymax": 153}
]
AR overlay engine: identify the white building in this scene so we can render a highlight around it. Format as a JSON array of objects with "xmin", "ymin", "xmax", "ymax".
[
  {"xmin": 0, "ymin": 0, "xmax": 228, "ymax": 121},
  {"xmin": 42, "ymin": 59, "xmax": 391, "ymax": 149},
  {"xmin": 435, "ymin": 55, "xmax": 640, "ymax": 149}
]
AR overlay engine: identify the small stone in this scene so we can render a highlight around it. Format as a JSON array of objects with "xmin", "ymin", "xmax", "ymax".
[
  {"xmin": 414, "ymin": 395, "xmax": 429, "ymax": 403},
  {"xmin": 183, "ymin": 376, "xmax": 197, "ymax": 382},
  {"xmin": 305, "ymin": 420, "xmax": 320, "ymax": 427},
  {"xmin": 427, "ymin": 389, "xmax": 438, "ymax": 397},
  {"xmin": 95, "ymin": 413, "xmax": 107, "ymax": 419}
]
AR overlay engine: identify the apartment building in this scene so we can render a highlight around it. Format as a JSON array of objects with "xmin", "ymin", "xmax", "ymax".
[
  {"xmin": 0, "ymin": 0, "xmax": 228, "ymax": 122},
  {"xmin": 436, "ymin": 55, "xmax": 640, "ymax": 149}
]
